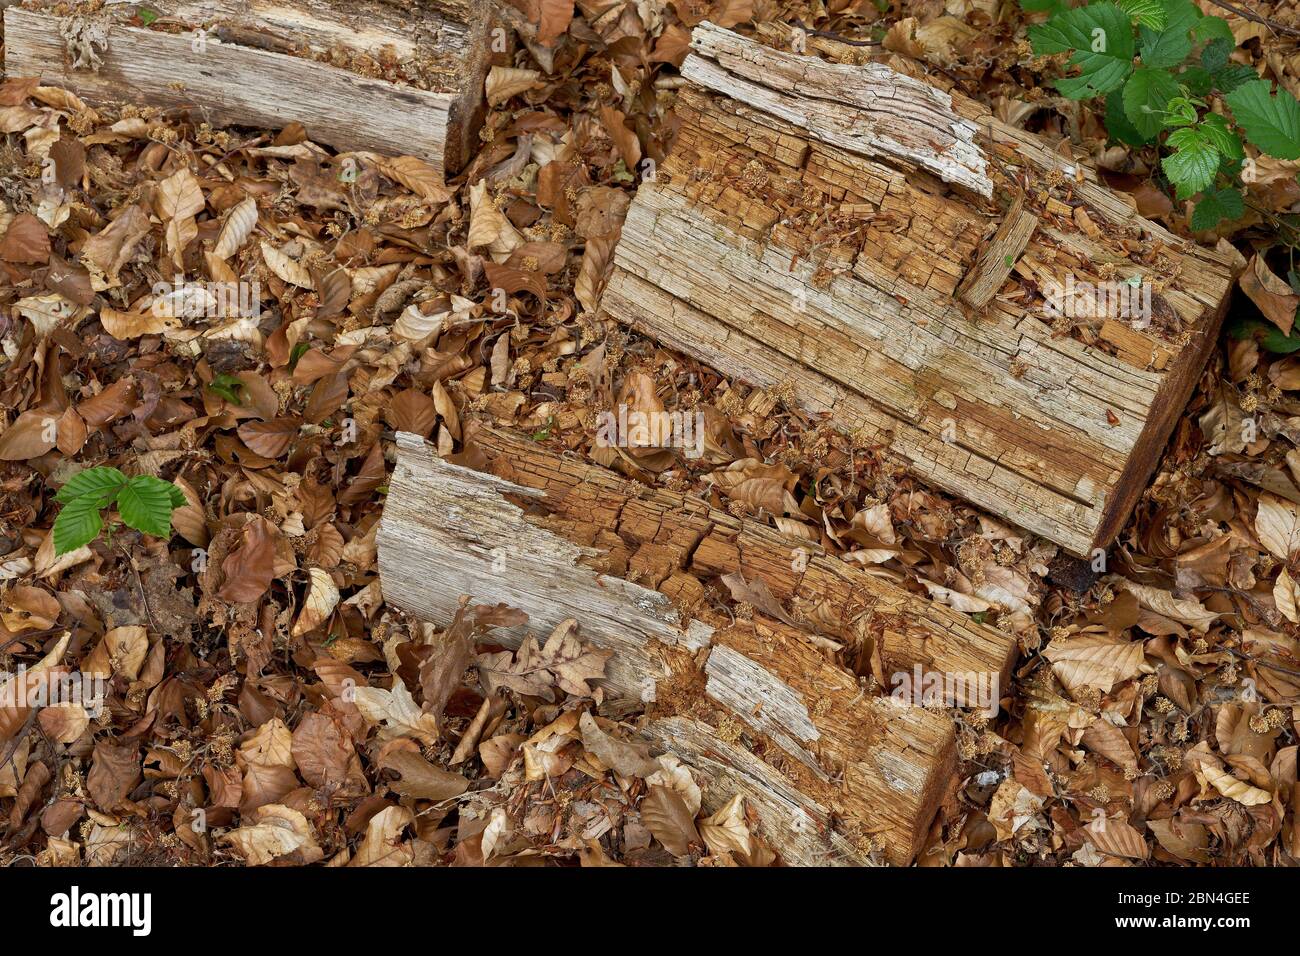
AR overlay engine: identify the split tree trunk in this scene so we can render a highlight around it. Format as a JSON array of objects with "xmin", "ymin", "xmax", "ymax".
[
  {"xmin": 379, "ymin": 428, "xmax": 1021, "ymax": 866},
  {"xmin": 600, "ymin": 22, "xmax": 1239, "ymax": 557},
  {"xmin": 4, "ymin": 0, "xmax": 491, "ymax": 174}
]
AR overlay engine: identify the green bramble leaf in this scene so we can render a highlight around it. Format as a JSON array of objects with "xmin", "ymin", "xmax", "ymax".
[
  {"xmin": 1199, "ymin": 36, "xmax": 1232, "ymax": 72},
  {"xmin": 1020, "ymin": 0, "xmax": 1069, "ymax": 11},
  {"xmin": 1192, "ymin": 14, "xmax": 1234, "ymax": 43},
  {"xmin": 1123, "ymin": 67, "xmax": 1182, "ymax": 138},
  {"xmin": 1225, "ymin": 79, "xmax": 1300, "ymax": 160},
  {"xmin": 1138, "ymin": 0, "xmax": 1199, "ymax": 68},
  {"xmin": 1189, "ymin": 186, "xmax": 1244, "ymax": 230},
  {"xmin": 1029, "ymin": 2, "xmax": 1135, "ymax": 99},
  {"xmin": 1179, "ymin": 66, "xmax": 1213, "ymax": 97},
  {"xmin": 1161, "ymin": 95, "xmax": 1199, "ymax": 127},
  {"xmin": 1106, "ymin": 88, "xmax": 1152, "ymax": 145},
  {"xmin": 116, "ymin": 476, "xmax": 180, "ymax": 540},
  {"xmin": 52, "ymin": 494, "xmax": 105, "ymax": 556},
  {"xmin": 1162, "ymin": 126, "xmax": 1220, "ymax": 198},
  {"xmin": 1198, "ymin": 112, "xmax": 1245, "ymax": 161},
  {"xmin": 1213, "ymin": 64, "xmax": 1259, "ymax": 94},
  {"xmin": 1118, "ymin": 0, "xmax": 1167, "ymax": 30}
]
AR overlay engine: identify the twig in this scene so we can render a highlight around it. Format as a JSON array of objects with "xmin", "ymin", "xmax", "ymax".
[
  {"xmin": 0, "ymin": 626, "xmax": 67, "ymax": 655},
  {"xmin": 119, "ymin": 542, "xmax": 159, "ymax": 634},
  {"xmin": 1202, "ymin": 0, "xmax": 1300, "ymax": 38},
  {"xmin": 1222, "ymin": 644, "xmax": 1300, "ymax": 680},
  {"xmin": 0, "ymin": 710, "xmax": 37, "ymax": 780},
  {"xmin": 790, "ymin": 18, "xmax": 880, "ymax": 48}
]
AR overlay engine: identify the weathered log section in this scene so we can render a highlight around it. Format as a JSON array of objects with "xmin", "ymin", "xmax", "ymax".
[
  {"xmin": 600, "ymin": 23, "xmax": 1239, "ymax": 556},
  {"xmin": 462, "ymin": 424, "xmax": 1018, "ymax": 695},
  {"xmin": 4, "ymin": 0, "xmax": 491, "ymax": 173},
  {"xmin": 379, "ymin": 429, "xmax": 1021, "ymax": 865}
]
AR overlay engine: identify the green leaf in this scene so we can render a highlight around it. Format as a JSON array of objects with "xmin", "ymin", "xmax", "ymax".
[
  {"xmin": 1199, "ymin": 36, "xmax": 1232, "ymax": 72},
  {"xmin": 1123, "ymin": 67, "xmax": 1181, "ymax": 138},
  {"xmin": 53, "ymin": 495, "xmax": 104, "ymax": 556},
  {"xmin": 207, "ymin": 372, "xmax": 246, "ymax": 405},
  {"xmin": 1021, "ymin": 0, "xmax": 1069, "ymax": 10},
  {"xmin": 1213, "ymin": 64, "xmax": 1258, "ymax": 94},
  {"xmin": 1192, "ymin": 14, "xmax": 1234, "ymax": 43},
  {"xmin": 1199, "ymin": 112, "xmax": 1244, "ymax": 161},
  {"xmin": 1230, "ymin": 315, "xmax": 1300, "ymax": 354},
  {"xmin": 1118, "ymin": 0, "xmax": 1166, "ymax": 29},
  {"xmin": 137, "ymin": 6, "xmax": 159, "ymax": 26},
  {"xmin": 1029, "ymin": 2, "xmax": 1135, "ymax": 98},
  {"xmin": 1106, "ymin": 88, "xmax": 1152, "ymax": 144},
  {"xmin": 1178, "ymin": 66, "xmax": 1212, "ymax": 97},
  {"xmin": 1162, "ymin": 126, "xmax": 1220, "ymax": 198},
  {"xmin": 1161, "ymin": 95, "xmax": 1199, "ymax": 127},
  {"xmin": 54, "ymin": 466, "xmax": 127, "ymax": 506},
  {"xmin": 165, "ymin": 482, "xmax": 187, "ymax": 508},
  {"xmin": 1226, "ymin": 79, "xmax": 1300, "ymax": 160},
  {"xmin": 1138, "ymin": 0, "xmax": 1199, "ymax": 68},
  {"xmin": 116, "ymin": 476, "xmax": 179, "ymax": 540},
  {"xmin": 1190, "ymin": 186, "xmax": 1244, "ymax": 230}
]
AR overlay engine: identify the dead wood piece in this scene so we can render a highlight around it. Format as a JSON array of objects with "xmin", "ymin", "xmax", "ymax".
[
  {"xmin": 4, "ymin": 0, "xmax": 493, "ymax": 173},
  {"xmin": 378, "ymin": 429, "xmax": 1021, "ymax": 865},
  {"xmin": 599, "ymin": 22, "xmax": 1239, "ymax": 557}
]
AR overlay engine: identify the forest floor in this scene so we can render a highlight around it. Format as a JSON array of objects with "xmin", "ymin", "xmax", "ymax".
[{"xmin": 0, "ymin": 0, "xmax": 1299, "ymax": 866}]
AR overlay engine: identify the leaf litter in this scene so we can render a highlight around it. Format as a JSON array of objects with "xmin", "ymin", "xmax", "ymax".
[{"xmin": 0, "ymin": 0, "xmax": 1298, "ymax": 867}]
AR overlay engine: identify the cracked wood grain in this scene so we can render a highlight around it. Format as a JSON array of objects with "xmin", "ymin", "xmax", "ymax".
[
  {"xmin": 379, "ymin": 429, "xmax": 975, "ymax": 865},
  {"xmin": 4, "ymin": 0, "xmax": 490, "ymax": 173},
  {"xmin": 464, "ymin": 423, "xmax": 1019, "ymax": 695},
  {"xmin": 601, "ymin": 23, "xmax": 1238, "ymax": 556}
]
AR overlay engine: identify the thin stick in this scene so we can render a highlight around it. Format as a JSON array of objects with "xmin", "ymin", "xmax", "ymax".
[{"xmin": 1202, "ymin": 0, "xmax": 1300, "ymax": 38}]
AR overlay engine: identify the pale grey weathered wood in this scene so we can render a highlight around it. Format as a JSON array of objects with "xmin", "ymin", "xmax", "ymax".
[
  {"xmin": 600, "ymin": 23, "xmax": 1238, "ymax": 556},
  {"xmin": 378, "ymin": 431, "xmax": 961, "ymax": 866},
  {"xmin": 378, "ymin": 433, "xmax": 714, "ymax": 702},
  {"xmin": 4, "ymin": 1, "xmax": 489, "ymax": 173}
]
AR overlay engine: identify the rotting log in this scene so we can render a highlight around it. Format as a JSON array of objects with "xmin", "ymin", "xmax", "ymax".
[
  {"xmin": 379, "ymin": 429, "xmax": 1021, "ymax": 865},
  {"xmin": 4, "ymin": 0, "xmax": 492, "ymax": 174},
  {"xmin": 461, "ymin": 423, "xmax": 1019, "ymax": 696},
  {"xmin": 599, "ymin": 22, "xmax": 1239, "ymax": 557}
]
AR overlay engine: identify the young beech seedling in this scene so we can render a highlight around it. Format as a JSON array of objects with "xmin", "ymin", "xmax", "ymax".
[{"xmin": 52, "ymin": 466, "xmax": 186, "ymax": 556}]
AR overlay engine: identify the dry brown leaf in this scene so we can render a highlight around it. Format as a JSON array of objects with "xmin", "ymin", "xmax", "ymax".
[
  {"xmin": 212, "ymin": 197, "xmax": 258, "ymax": 259},
  {"xmin": 1085, "ymin": 814, "xmax": 1149, "ymax": 860},
  {"xmin": 292, "ymin": 567, "xmax": 340, "ymax": 636},
  {"xmin": 237, "ymin": 418, "xmax": 299, "ymax": 458},
  {"xmin": 1201, "ymin": 762, "xmax": 1273, "ymax": 806},
  {"xmin": 100, "ymin": 306, "xmax": 181, "ymax": 340},
  {"xmin": 1042, "ymin": 634, "xmax": 1146, "ymax": 696},
  {"xmin": 0, "ymin": 409, "xmax": 58, "ymax": 461},
  {"xmin": 261, "ymin": 241, "xmax": 314, "ymax": 288},
  {"xmin": 1112, "ymin": 579, "xmax": 1218, "ymax": 633},
  {"xmin": 352, "ymin": 680, "xmax": 439, "ymax": 745},
  {"xmin": 379, "ymin": 744, "xmax": 469, "ymax": 801},
  {"xmin": 486, "ymin": 66, "xmax": 541, "ymax": 106},
  {"xmin": 349, "ymin": 804, "xmax": 414, "ymax": 867},
  {"xmin": 578, "ymin": 712, "xmax": 658, "ymax": 777},
  {"xmin": 378, "ymin": 155, "xmax": 452, "ymax": 203},
  {"xmin": 1240, "ymin": 254, "xmax": 1299, "ymax": 335},
  {"xmin": 224, "ymin": 804, "xmax": 323, "ymax": 865},
  {"xmin": 640, "ymin": 784, "xmax": 700, "ymax": 857},
  {"xmin": 1256, "ymin": 494, "xmax": 1300, "ymax": 560}
]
